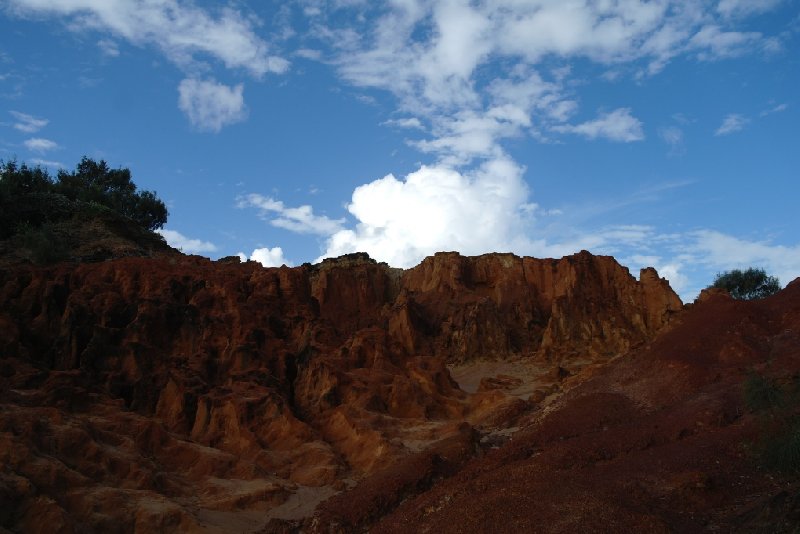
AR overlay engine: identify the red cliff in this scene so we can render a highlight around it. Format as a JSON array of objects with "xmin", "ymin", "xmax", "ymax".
[{"xmin": 0, "ymin": 250, "xmax": 683, "ymax": 532}]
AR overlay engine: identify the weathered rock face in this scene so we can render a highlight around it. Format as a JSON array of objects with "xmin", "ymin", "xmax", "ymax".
[
  {"xmin": 400, "ymin": 251, "xmax": 682, "ymax": 362},
  {"xmin": 0, "ymin": 250, "xmax": 681, "ymax": 532}
]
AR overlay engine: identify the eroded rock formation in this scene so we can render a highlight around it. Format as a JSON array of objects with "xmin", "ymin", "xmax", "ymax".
[{"xmin": 0, "ymin": 250, "xmax": 682, "ymax": 531}]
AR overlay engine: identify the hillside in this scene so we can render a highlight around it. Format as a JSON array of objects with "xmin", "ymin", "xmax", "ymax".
[{"xmin": 0, "ymin": 247, "xmax": 797, "ymax": 532}]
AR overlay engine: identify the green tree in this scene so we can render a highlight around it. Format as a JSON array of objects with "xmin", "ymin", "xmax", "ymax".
[
  {"xmin": 55, "ymin": 157, "xmax": 168, "ymax": 230},
  {"xmin": 0, "ymin": 160, "xmax": 59, "ymax": 238},
  {"xmin": 1, "ymin": 157, "xmax": 169, "ymax": 235},
  {"xmin": 710, "ymin": 268, "xmax": 781, "ymax": 300}
]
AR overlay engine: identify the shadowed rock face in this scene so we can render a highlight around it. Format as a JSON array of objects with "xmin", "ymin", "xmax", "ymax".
[
  {"xmin": 366, "ymin": 279, "xmax": 800, "ymax": 534},
  {"xmin": 0, "ymin": 250, "xmax": 681, "ymax": 532}
]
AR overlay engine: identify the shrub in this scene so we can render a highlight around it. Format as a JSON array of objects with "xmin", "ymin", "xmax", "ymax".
[
  {"xmin": 15, "ymin": 223, "xmax": 70, "ymax": 265},
  {"xmin": 744, "ymin": 372, "xmax": 785, "ymax": 413},
  {"xmin": 710, "ymin": 268, "xmax": 781, "ymax": 300},
  {"xmin": 744, "ymin": 373, "xmax": 800, "ymax": 474},
  {"xmin": 760, "ymin": 419, "xmax": 800, "ymax": 474}
]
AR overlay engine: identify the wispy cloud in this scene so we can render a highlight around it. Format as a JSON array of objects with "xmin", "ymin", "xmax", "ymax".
[
  {"xmin": 383, "ymin": 117, "xmax": 425, "ymax": 130},
  {"xmin": 10, "ymin": 111, "xmax": 48, "ymax": 133},
  {"xmin": 5, "ymin": 0, "xmax": 289, "ymax": 77},
  {"xmin": 6, "ymin": 0, "xmax": 290, "ymax": 132},
  {"xmin": 157, "ymin": 229, "xmax": 217, "ymax": 254},
  {"xmin": 554, "ymin": 108, "xmax": 645, "ymax": 143},
  {"xmin": 178, "ymin": 78, "xmax": 246, "ymax": 133},
  {"xmin": 715, "ymin": 113, "xmax": 749, "ymax": 136},
  {"xmin": 659, "ymin": 125, "xmax": 685, "ymax": 155},
  {"xmin": 717, "ymin": 0, "xmax": 784, "ymax": 18},
  {"xmin": 760, "ymin": 103, "xmax": 788, "ymax": 117},
  {"xmin": 659, "ymin": 126, "xmax": 683, "ymax": 146},
  {"xmin": 24, "ymin": 137, "xmax": 59, "ymax": 152},
  {"xmin": 237, "ymin": 193, "xmax": 344, "ymax": 236},
  {"xmin": 30, "ymin": 158, "xmax": 64, "ymax": 168},
  {"xmin": 688, "ymin": 230, "xmax": 800, "ymax": 288},
  {"xmin": 96, "ymin": 38, "xmax": 119, "ymax": 58},
  {"xmin": 689, "ymin": 25, "xmax": 763, "ymax": 60}
]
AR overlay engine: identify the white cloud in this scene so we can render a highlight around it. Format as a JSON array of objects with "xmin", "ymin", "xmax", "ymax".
[
  {"xmin": 318, "ymin": 157, "xmax": 537, "ymax": 267},
  {"xmin": 298, "ymin": 0, "xmax": 787, "ymax": 173},
  {"xmin": 238, "ymin": 247, "xmax": 292, "ymax": 267},
  {"xmin": 689, "ymin": 25, "xmax": 762, "ymax": 60},
  {"xmin": 621, "ymin": 229, "xmax": 800, "ymax": 300},
  {"xmin": 6, "ymin": 0, "xmax": 288, "ymax": 77},
  {"xmin": 624, "ymin": 253, "xmax": 691, "ymax": 294},
  {"xmin": 178, "ymin": 78, "xmax": 246, "ymax": 132},
  {"xmin": 659, "ymin": 126, "xmax": 683, "ymax": 146},
  {"xmin": 237, "ymin": 193, "xmax": 344, "ymax": 235},
  {"xmin": 689, "ymin": 230, "xmax": 800, "ymax": 287},
  {"xmin": 10, "ymin": 111, "xmax": 48, "ymax": 133},
  {"xmin": 24, "ymin": 137, "xmax": 59, "ymax": 152},
  {"xmin": 30, "ymin": 158, "xmax": 64, "ymax": 168},
  {"xmin": 383, "ymin": 117, "xmax": 424, "ymax": 130},
  {"xmin": 760, "ymin": 103, "xmax": 788, "ymax": 117},
  {"xmin": 97, "ymin": 38, "xmax": 119, "ymax": 57},
  {"xmin": 554, "ymin": 108, "xmax": 645, "ymax": 142},
  {"xmin": 295, "ymin": 48, "xmax": 322, "ymax": 61},
  {"xmin": 717, "ymin": 0, "xmax": 784, "ymax": 18},
  {"xmin": 715, "ymin": 113, "xmax": 749, "ymax": 136},
  {"xmin": 157, "ymin": 229, "xmax": 217, "ymax": 254}
]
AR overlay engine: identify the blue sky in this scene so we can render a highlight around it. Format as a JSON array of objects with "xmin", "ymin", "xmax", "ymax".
[{"xmin": 1, "ymin": 0, "xmax": 798, "ymax": 300}]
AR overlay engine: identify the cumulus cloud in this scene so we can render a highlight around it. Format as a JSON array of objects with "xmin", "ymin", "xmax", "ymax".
[
  {"xmin": 24, "ymin": 137, "xmax": 59, "ymax": 152},
  {"xmin": 10, "ymin": 111, "xmax": 48, "ymax": 133},
  {"xmin": 178, "ymin": 78, "xmax": 246, "ymax": 132},
  {"xmin": 237, "ymin": 193, "xmax": 344, "ymax": 235},
  {"xmin": 715, "ymin": 113, "xmax": 749, "ymax": 136},
  {"xmin": 241, "ymin": 1, "xmax": 790, "ymax": 297},
  {"xmin": 318, "ymin": 157, "xmax": 536, "ymax": 267},
  {"xmin": 553, "ymin": 108, "xmax": 645, "ymax": 142},
  {"xmin": 5, "ymin": 0, "xmax": 288, "ymax": 77},
  {"xmin": 157, "ymin": 229, "xmax": 217, "ymax": 254},
  {"xmin": 237, "ymin": 247, "xmax": 292, "ymax": 267}
]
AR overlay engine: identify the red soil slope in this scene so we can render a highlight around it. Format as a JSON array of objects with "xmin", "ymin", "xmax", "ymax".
[{"xmin": 349, "ymin": 280, "xmax": 800, "ymax": 533}]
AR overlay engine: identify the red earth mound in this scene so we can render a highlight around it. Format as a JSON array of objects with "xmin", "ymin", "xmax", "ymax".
[
  {"xmin": 0, "ymin": 250, "xmax": 682, "ymax": 532},
  {"xmin": 342, "ymin": 279, "xmax": 800, "ymax": 533}
]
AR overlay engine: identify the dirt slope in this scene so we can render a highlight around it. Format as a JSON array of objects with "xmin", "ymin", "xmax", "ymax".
[{"xmin": 360, "ymin": 281, "xmax": 800, "ymax": 533}]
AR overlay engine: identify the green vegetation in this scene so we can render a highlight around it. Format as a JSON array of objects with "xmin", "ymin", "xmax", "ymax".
[
  {"xmin": 744, "ymin": 372, "xmax": 800, "ymax": 474},
  {"xmin": 0, "ymin": 157, "xmax": 168, "ymax": 240},
  {"xmin": 709, "ymin": 268, "xmax": 781, "ymax": 300}
]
